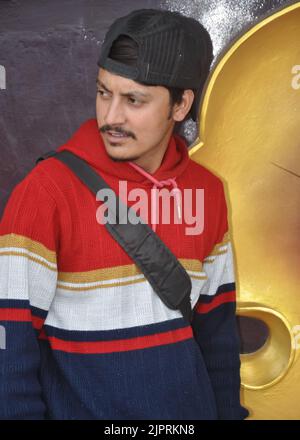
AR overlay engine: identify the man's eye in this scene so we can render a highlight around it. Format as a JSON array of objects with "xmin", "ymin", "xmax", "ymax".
[
  {"xmin": 128, "ymin": 97, "xmax": 142, "ymax": 106},
  {"xmin": 97, "ymin": 90, "xmax": 110, "ymax": 98}
]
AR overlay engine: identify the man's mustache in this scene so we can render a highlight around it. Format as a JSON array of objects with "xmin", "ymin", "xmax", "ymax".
[{"xmin": 99, "ymin": 125, "xmax": 137, "ymax": 140}]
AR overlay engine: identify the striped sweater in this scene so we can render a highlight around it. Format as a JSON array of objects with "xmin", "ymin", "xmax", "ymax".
[{"xmin": 0, "ymin": 119, "xmax": 249, "ymax": 420}]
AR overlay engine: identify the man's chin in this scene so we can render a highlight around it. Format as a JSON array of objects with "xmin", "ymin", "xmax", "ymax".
[
  {"xmin": 105, "ymin": 146, "xmax": 140, "ymax": 163},
  {"xmin": 108, "ymin": 152, "xmax": 141, "ymax": 162},
  {"xmin": 110, "ymin": 156, "xmax": 139, "ymax": 162}
]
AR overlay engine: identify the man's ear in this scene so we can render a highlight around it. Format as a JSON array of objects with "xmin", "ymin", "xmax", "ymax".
[{"xmin": 172, "ymin": 89, "xmax": 194, "ymax": 122}]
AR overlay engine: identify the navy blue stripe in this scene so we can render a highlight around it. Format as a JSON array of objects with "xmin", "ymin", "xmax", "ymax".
[
  {"xmin": 30, "ymin": 305, "xmax": 48, "ymax": 319},
  {"xmin": 0, "ymin": 299, "xmax": 30, "ymax": 309},
  {"xmin": 44, "ymin": 317, "xmax": 189, "ymax": 342},
  {"xmin": 197, "ymin": 282, "xmax": 235, "ymax": 304},
  {"xmin": 193, "ymin": 301, "xmax": 236, "ymax": 329},
  {"xmin": 216, "ymin": 282, "xmax": 235, "ymax": 295},
  {"xmin": 0, "ymin": 299, "xmax": 48, "ymax": 319}
]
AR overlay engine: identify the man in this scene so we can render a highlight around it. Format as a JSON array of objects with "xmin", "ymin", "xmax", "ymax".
[{"xmin": 0, "ymin": 9, "xmax": 249, "ymax": 420}]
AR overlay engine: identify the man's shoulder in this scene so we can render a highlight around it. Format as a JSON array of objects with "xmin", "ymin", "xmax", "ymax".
[
  {"xmin": 187, "ymin": 157, "xmax": 224, "ymax": 189},
  {"xmin": 26, "ymin": 118, "xmax": 96, "ymax": 195},
  {"xmin": 12, "ymin": 152, "xmax": 71, "ymax": 204}
]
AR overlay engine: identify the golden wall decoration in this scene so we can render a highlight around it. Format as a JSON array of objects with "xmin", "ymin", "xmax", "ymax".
[{"xmin": 190, "ymin": 2, "xmax": 300, "ymax": 420}]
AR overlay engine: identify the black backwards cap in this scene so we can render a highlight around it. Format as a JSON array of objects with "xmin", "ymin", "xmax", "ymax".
[{"xmin": 97, "ymin": 9, "xmax": 213, "ymax": 121}]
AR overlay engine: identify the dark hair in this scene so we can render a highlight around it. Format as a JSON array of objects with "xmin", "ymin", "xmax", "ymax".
[{"xmin": 108, "ymin": 35, "xmax": 186, "ymax": 116}]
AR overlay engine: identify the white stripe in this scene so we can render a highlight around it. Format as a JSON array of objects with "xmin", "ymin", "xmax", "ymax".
[
  {"xmin": 0, "ymin": 254, "xmax": 57, "ymax": 311},
  {"xmin": 0, "ymin": 247, "xmax": 57, "ymax": 270},
  {"xmin": 187, "ymin": 269, "xmax": 207, "ymax": 278},
  {"xmin": 203, "ymin": 244, "xmax": 228, "ymax": 261},
  {"xmin": 46, "ymin": 276, "xmax": 205, "ymax": 331},
  {"xmin": 199, "ymin": 241, "xmax": 235, "ymax": 297},
  {"xmin": 216, "ymin": 244, "xmax": 228, "ymax": 253}
]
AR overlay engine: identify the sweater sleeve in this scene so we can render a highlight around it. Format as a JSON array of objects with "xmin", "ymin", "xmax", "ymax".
[
  {"xmin": 0, "ymin": 171, "xmax": 59, "ymax": 419},
  {"xmin": 192, "ymin": 182, "xmax": 249, "ymax": 420}
]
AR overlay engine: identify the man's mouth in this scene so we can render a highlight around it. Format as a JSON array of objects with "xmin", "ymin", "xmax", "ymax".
[
  {"xmin": 107, "ymin": 130, "xmax": 129, "ymax": 138},
  {"xmin": 99, "ymin": 124, "xmax": 136, "ymax": 140}
]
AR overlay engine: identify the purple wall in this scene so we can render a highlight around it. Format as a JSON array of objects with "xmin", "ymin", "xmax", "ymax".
[{"xmin": 0, "ymin": 0, "xmax": 161, "ymax": 215}]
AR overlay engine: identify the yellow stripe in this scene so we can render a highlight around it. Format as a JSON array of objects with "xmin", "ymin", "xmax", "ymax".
[
  {"xmin": 189, "ymin": 274, "xmax": 207, "ymax": 280},
  {"xmin": 58, "ymin": 264, "xmax": 143, "ymax": 283},
  {"xmin": 217, "ymin": 231, "xmax": 230, "ymax": 247},
  {"xmin": 0, "ymin": 233, "xmax": 57, "ymax": 264},
  {"xmin": 179, "ymin": 258, "xmax": 203, "ymax": 272},
  {"xmin": 203, "ymin": 258, "xmax": 215, "ymax": 264},
  {"xmin": 58, "ymin": 258, "xmax": 204, "ymax": 284},
  {"xmin": 57, "ymin": 274, "xmax": 206, "ymax": 291},
  {"xmin": 0, "ymin": 251, "xmax": 57, "ymax": 272},
  {"xmin": 57, "ymin": 277, "xmax": 146, "ymax": 291},
  {"xmin": 205, "ymin": 249, "xmax": 228, "ymax": 259},
  {"xmin": 206, "ymin": 232, "xmax": 230, "ymax": 257}
]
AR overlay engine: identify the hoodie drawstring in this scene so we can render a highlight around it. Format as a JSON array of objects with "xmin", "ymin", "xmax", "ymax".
[{"xmin": 128, "ymin": 162, "xmax": 181, "ymax": 232}]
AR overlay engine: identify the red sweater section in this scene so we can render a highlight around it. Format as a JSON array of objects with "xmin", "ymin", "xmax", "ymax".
[{"xmin": 1, "ymin": 118, "xmax": 227, "ymax": 272}]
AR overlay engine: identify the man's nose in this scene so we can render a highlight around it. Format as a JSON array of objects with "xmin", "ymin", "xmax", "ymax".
[{"xmin": 104, "ymin": 99, "xmax": 126, "ymax": 126}]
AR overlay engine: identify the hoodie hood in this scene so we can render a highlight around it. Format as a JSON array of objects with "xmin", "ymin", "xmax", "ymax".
[
  {"xmin": 58, "ymin": 119, "xmax": 190, "ymax": 187},
  {"xmin": 58, "ymin": 119, "xmax": 191, "ymax": 232}
]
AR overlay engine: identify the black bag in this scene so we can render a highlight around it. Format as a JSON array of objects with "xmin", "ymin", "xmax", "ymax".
[{"xmin": 36, "ymin": 150, "xmax": 193, "ymax": 323}]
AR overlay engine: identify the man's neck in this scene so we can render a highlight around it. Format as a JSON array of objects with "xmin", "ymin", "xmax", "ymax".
[
  {"xmin": 130, "ymin": 129, "xmax": 173, "ymax": 174},
  {"xmin": 131, "ymin": 150, "xmax": 167, "ymax": 174}
]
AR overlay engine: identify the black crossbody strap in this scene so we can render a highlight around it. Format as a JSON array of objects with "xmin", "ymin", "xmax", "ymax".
[{"xmin": 36, "ymin": 150, "xmax": 193, "ymax": 323}]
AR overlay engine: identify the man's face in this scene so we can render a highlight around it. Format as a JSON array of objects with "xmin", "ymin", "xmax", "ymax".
[{"xmin": 96, "ymin": 68, "xmax": 176, "ymax": 165}]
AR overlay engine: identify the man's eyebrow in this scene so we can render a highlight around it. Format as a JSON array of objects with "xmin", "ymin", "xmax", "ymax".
[
  {"xmin": 121, "ymin": 90, "xmax": 150, "ymax": 99},
  {"xmin": 96, "ymin": 79, "xmax": 110, "ymax": 92},
  {"xmin": 96, "ymin": 78, "xmax": 150, "ymax": 99}
]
